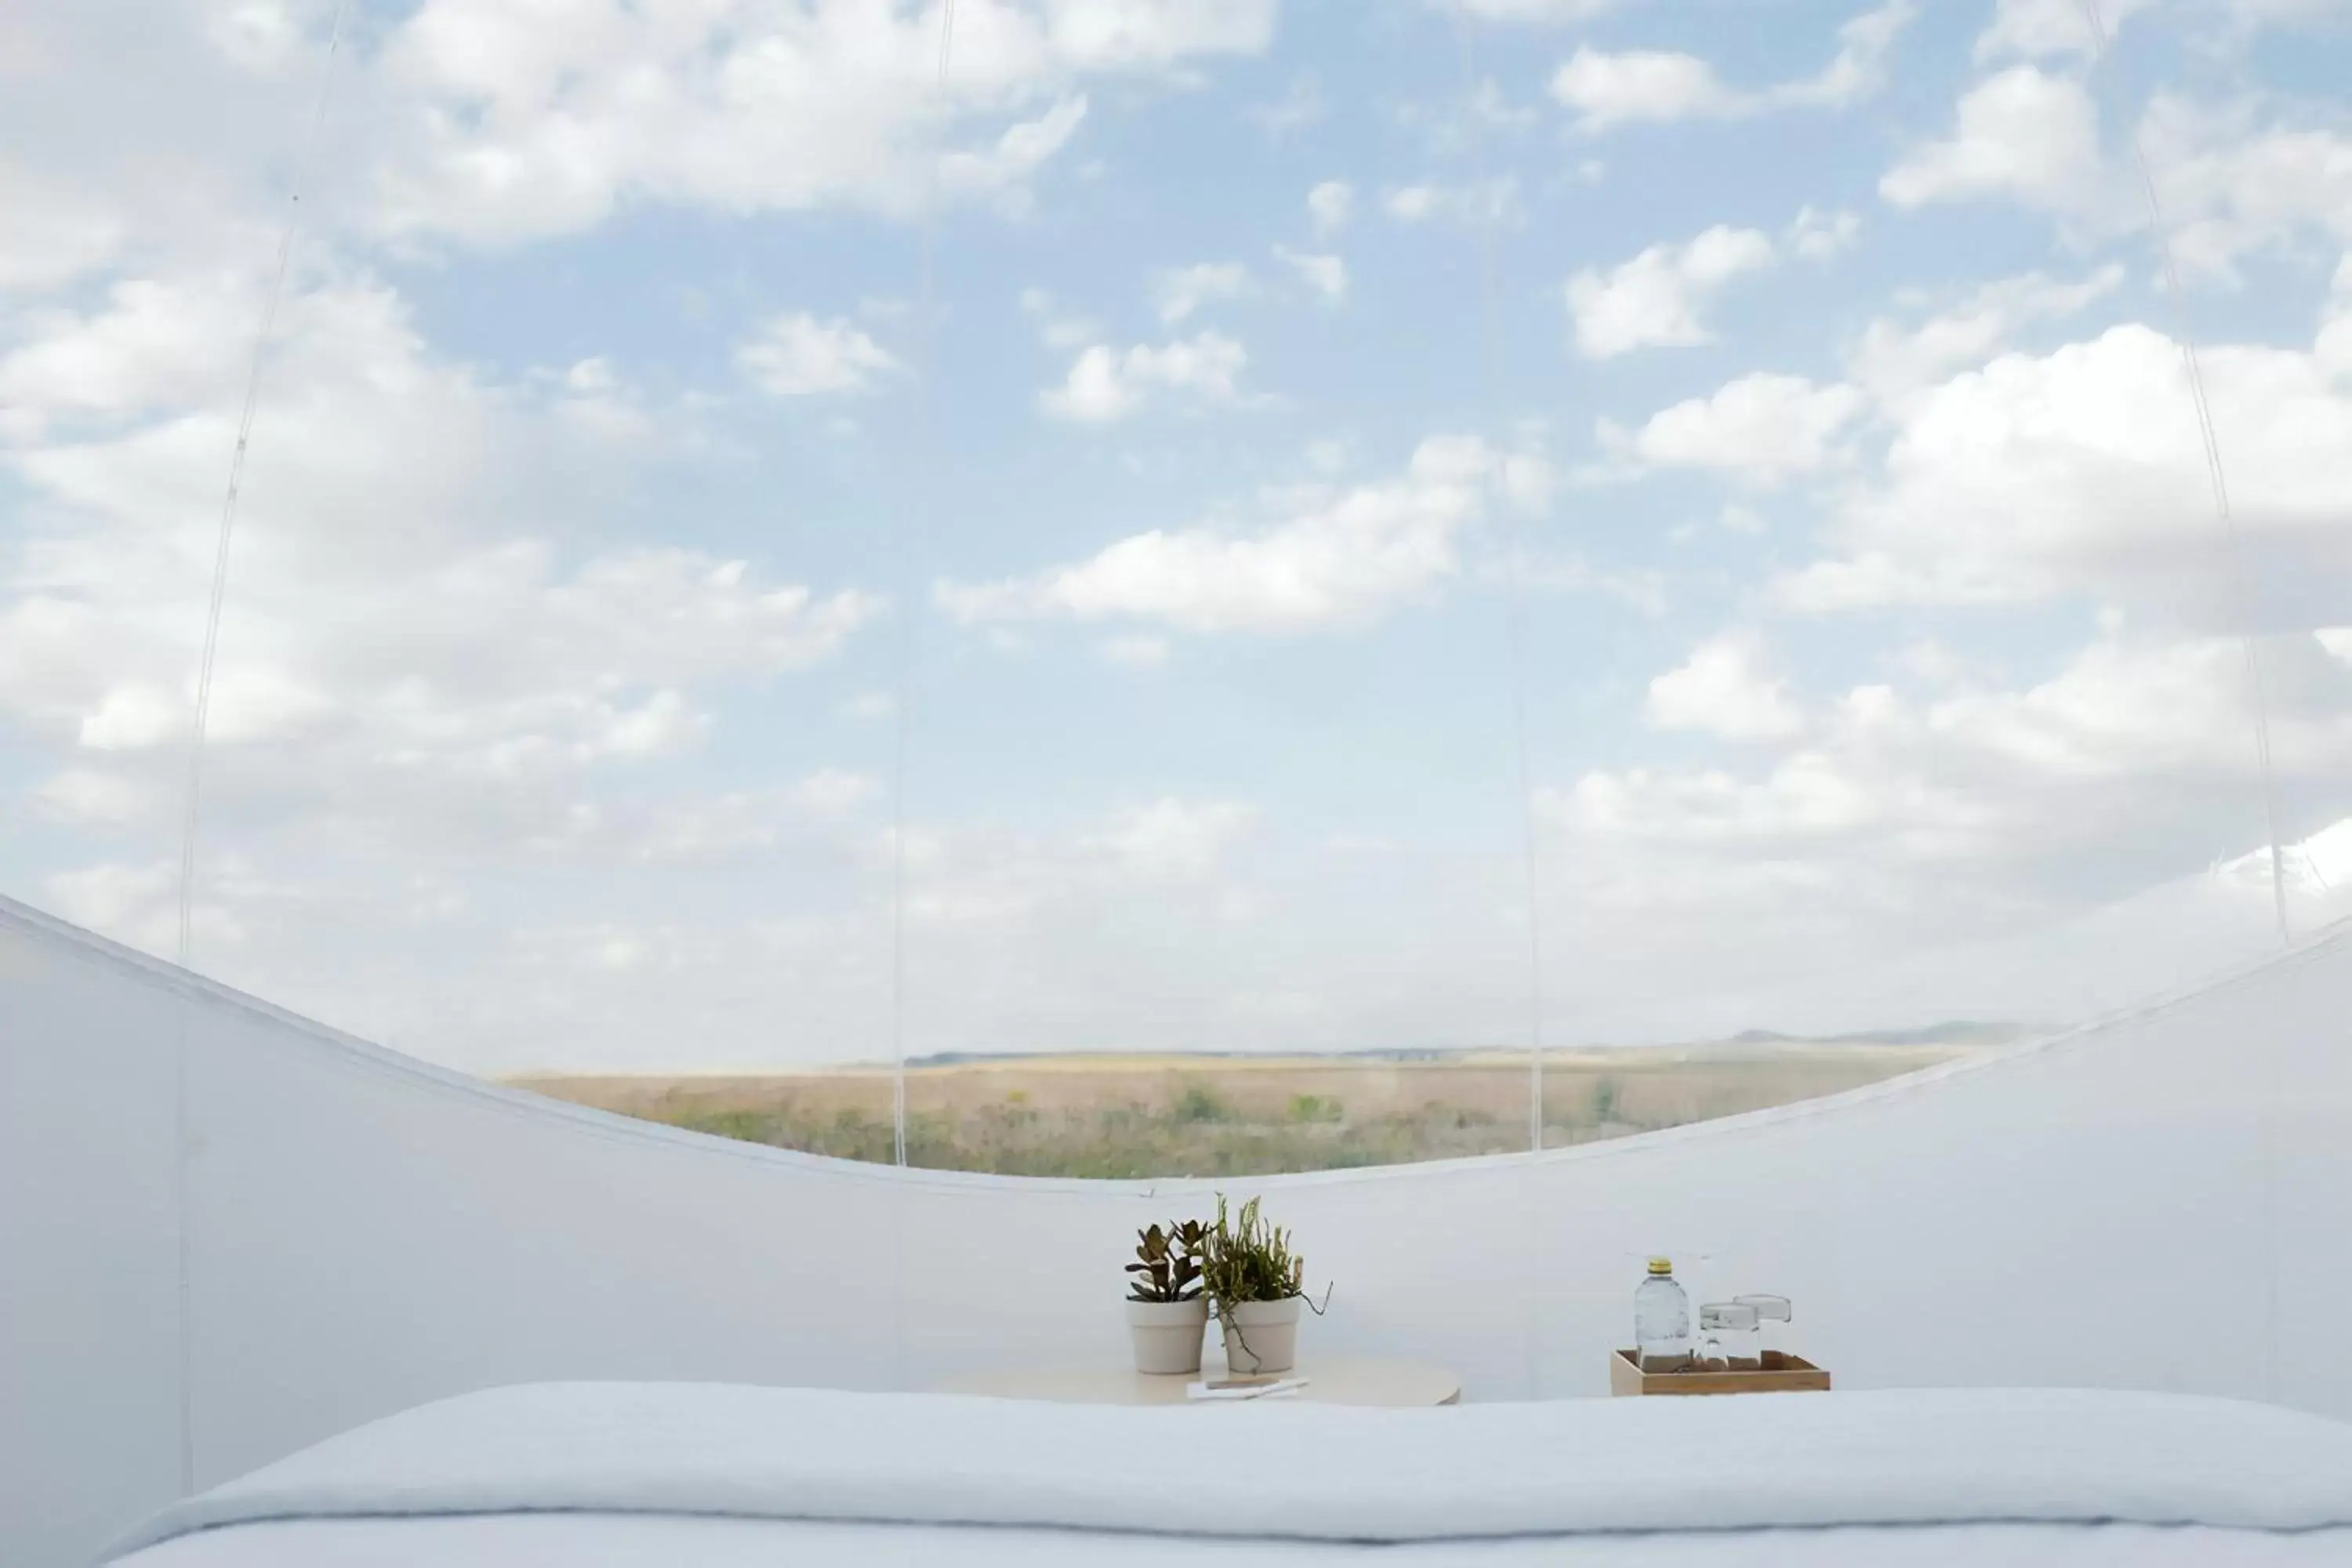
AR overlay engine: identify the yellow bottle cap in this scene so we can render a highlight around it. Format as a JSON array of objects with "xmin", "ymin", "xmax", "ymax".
[{"xmin": 1647, "ymin": 1257, "xmax": 1672, "ymax": 1276}]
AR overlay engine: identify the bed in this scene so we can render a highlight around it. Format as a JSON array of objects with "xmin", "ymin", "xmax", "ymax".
[{"xmin": 104, "ymin": 1381, "xmax": 2352, "ymax": 1565}]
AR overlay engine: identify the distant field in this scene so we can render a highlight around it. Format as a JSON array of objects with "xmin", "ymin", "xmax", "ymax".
[{"xmin": 514, "ymin": 1044, "xmax": 1962, "ymax": 1178}]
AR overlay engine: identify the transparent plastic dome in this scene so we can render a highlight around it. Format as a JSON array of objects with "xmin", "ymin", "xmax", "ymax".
[{"xmin": 7, "ymin": 2, "xmax": 2352, "ymax": 1562}]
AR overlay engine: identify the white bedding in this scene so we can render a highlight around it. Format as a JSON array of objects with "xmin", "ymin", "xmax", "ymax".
[
  {"xmin": 114, "ymin": 1515, "xmax": 2352, "ymax": 1566},
  {"xmin": 106, "ymin": 1382, "xmax": 2352, "ymax": 1566}
]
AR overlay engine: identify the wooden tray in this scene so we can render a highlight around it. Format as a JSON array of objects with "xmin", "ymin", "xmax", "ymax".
[{"xmin": 1610, "ymin": 1348, "xmax": 1831, "ymax": 1396}]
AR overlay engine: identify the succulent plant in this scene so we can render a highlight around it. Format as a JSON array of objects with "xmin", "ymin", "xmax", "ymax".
[
  {"xmin": 1125, "ymin": 1218, "xmax": 1206, "ymax": 1303},
  {"xmin": 1197, "ymin": 1194, "xmax": 1307, "ymax": 1308},
  {"xmin": 1198, "ymin": 1195, "xmax": 1329, "ymax": 1367}
]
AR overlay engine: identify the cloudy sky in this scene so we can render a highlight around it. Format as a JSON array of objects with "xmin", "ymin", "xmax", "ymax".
[{"xmin": 6, "ymin": 0, "xmax": 2352, "ymax": 1073}]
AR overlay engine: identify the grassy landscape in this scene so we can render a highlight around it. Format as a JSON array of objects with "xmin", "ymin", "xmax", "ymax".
[{"xmin": 514, "ymin": 1042, "xmax": 1966, "ymax": 1178}]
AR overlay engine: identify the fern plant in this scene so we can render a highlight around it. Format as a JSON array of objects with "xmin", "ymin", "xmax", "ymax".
[{"xmin": 1126, "ymin": 1219, "xmax": 1206, "ymax": 1303}]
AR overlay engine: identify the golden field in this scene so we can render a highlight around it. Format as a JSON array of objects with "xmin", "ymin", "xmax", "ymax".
[{"xmin": 513, "ymin": 1044, "xmax": 1963, "ymax": 1178}]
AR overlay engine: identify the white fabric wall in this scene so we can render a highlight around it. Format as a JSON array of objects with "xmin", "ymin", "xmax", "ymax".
[{"xmin": 5, "ymin": 890, "xmax": 2349, "ymax": 1567}]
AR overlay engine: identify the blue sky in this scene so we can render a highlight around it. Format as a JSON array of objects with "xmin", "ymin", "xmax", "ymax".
[{"xmin": 6, "ymin": 0, "xmax": 2352, "ymax": 1071}]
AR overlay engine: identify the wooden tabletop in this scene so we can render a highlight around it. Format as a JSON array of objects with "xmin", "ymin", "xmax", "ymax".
[{"xmin": 938, "ymin": 1356, "xmax": 1461, "ymax": 1407}]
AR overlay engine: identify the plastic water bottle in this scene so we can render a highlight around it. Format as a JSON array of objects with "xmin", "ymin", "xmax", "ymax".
[{"xmin": 1634, "ymin": 1257, "xmax": 1690, "ymax": 1370}]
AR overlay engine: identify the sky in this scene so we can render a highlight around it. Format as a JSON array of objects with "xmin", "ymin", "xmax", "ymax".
[{"xmin": 5, "ymin": 0, "xmax": 2352, "ymax": 1073}]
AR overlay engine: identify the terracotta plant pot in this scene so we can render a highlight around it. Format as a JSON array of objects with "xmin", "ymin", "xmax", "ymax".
[
  {"xmin": 1219, "ymin": 1297, "xmax": 1301, "ymax": 1375},
  {"xmin": 1127, "ymin": 1297, "xmax": 1210, "ymax": 1374}
]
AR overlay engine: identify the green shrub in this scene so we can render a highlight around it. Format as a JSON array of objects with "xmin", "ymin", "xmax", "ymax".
[{"xmin": 1172, "ymin": 1083, "xmax": 1230, "ymax": 1123}]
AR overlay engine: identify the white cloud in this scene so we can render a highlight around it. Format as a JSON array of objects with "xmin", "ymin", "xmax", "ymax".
[
  {"xmin": 1878, "ymin": 70, "xmax": 2352, "ymax": 278},
  {"xmin": 33, "ymin": 764, "xmax": 155, "ymax": 826},
  {"xmin": 858, "ymin": 794, "xmax": 1267, "ymax": 950},
  {"xmin": 74, "ymin": 684, "xmax": 186, "ymax": 751},
  {"xmin": 1038, "ymin": 332, "xmax": 1248, "ymax": 423},
  {"xmin": 365, "ymin": 0, "xmax": 1272, "ymax": 245},
  {"xmin": 1880, "ymin": 66, "xmax": 2103, "ymax": 212},
  {"xmin": 1384, "ymin": 185, "xmax": 1439, "ymax": 223},
  {"xmin": 1846, "ymin": 266, "xmax": 2123, "ymax": 402},
  {"xmin": 1787, "ymin": 205, "xmax": 1862, "ymax": 260},
  {"xmin": 937, "ymin": 97, "xmax": 1092, "ymax": 214},
  {"xmin": 1564, "ymin": 225, "xmax": 1776, "ymax": 358},
  {"xmin": 1530, "ymin": 622, "xmax": 2352, "ymax": 1036},
  {"xmin": 1780, "ymin": 314, "xmax": 2352, "ymax": 612},
  {"xmin": 564, "ymin": 357, "xmax": 619, "ymax": 395},
  {"xmin": 0, "ymin": 3, "xmax": 322, "ymax": 298},
  {"xmin": 1645, "ymin": 631, "xmax": 1808, "ymax": 742},
  {"xmin": 39, "ymin": 775, "xmax": 1304, "ymax": 1068},
  {"xmin": 1775, "ymin": 0, "xmax": 1918, "ymax": 111},
  {"xmin": 1274, "ymin": 246, "xmax": 1348, "ymax": 303},
  {"xmin": 1302, "ymin": 437, "xmax": 1356, "ymax": 477},
  {"xmin": 0, "ymin": 276, "xmax": 258, "ymax": 441},
  {"xmin": 0, "ymin": 158, "xmax": 129, "ymax": 290},
  {"xmin": 2138, "ymin": 94, "xmax": 2352, "ymax": 279},
  {"xmin": 42, "ymin": 859, "xmax": 198, "ymax": 954},
  {"xmin": 1018, "ymin": 287, "xmax": 1099, "ymax": 351},
  {"xmin": 9, "ymin": 533, "xmax": 871, "ymax": 760},
  {"xmin": 1381, "ymin": 177, "xmax": 1523, "ymax": 227},
  {"xmin": 1929, "ymin": 636, "xmax": 2306, "ymax": 782},
  {"xmin": 1445, "ymin": 0, "xmax": 1618, "ymax": 20},
  {"xmin": 1100, "ymin": 633, "xmax": 1171, "ymax": 668},
  {"xmin": 1550, "ymin": 2, "xmax": 1915, "ymax": 131},
  {"xmin": 936, "ymin": 434, "xmax": 1530, "ymax": 633},
  {"xmin": 1307, "ymin": 180, "xmax": 1353, "ymax": 237},
  {"xmin": 1086, "ymin": 797, "xmax": 1258, "ymax": 876},
  {"xmin": 1550, "ymin": 49, "xmax": 1733, "ymax": 132},
  {"xmin": 1610, "ymin": 373, "xmax": 1864, "ymax": 483},
  {"xmin": 1492, "ymin": 546, "xmax": 1669, "ymax": 616},
  {"xmin": 735, "ymin": 313, "xmax": 900, "ymax": 397},
  {"xmin": 1245, "ymin": 72, "xmax": 1325, "ymax": 137},
  {"xmin": 2323, "ymin": 258, "xmax": 2352, "ymax": 379},
  {"xmin": 0, "ymin": 270, "xmax": 899, "ymax": 1062},
  {"xmin": 1037, "ymin": 0, "xmax": 1279, "ymax": 70},
  {"xmin": 0, "ymin": 275, "xmax": 876, "ymax": 896},
  {"xmin": 615, "ymin": 771, "xmax": 880, "ymax": 862},
  {"xmin": 1552, "ymin": 749, "xmax": 1893, "ymax": 857},
  {"xmin": 1390, "ymin": 74, "xmax": 1541, "ymax": 156},
  {"xmin": 1152, "ymin": 262, "xmax": 1253, "ymax": 325},
  {"xmin": 1564, "ymin": 209, "xmax": 1862, "ymax": 359},
  {"xmin": 1974, "ymin": 0, "xmax": 2154, "ymax": 61}
]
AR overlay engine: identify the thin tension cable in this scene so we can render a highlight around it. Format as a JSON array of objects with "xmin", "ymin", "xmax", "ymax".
[
  {"xmin": 176, "ymin": 2, "xmax": 357, "ymax": 968},
  {"xmin": 172, "ymin": 0, "xmax": 357, "ymax": 1497},
  {"xmin": 2076, "ymin": 0, "xmax": 2290, "ymax": 946},
  {"xmin": 2074, "ymin": 0, "xmax": 2289, "ymax": 1412},
  {"xmin": 893, "ymin": 0, "xmax": 960, "ymax": 1170},
  {"xmin": 1447, "ymin": 9, "xmax": 1550, "ymax": 1160},
  {"xmin": 1452, "ymin": 5, "xmax": 1552, "ymax": 1403}
]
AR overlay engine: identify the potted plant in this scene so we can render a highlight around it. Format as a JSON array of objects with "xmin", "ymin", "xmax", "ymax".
[
  {"xmin": 1200, "ymin": 1194, "xmax": 1327, "ymax": 1376},
  {"xmin": 1124, "ymin": 1219, "xmax": 1209, "ymax": 1374}
]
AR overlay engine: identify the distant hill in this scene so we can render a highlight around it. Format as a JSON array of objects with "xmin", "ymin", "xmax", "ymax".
[
  {"xmin": 902, "ymin": 1046, "xmax": 1465, "ymax": 1068},
  {"xmin": 900, "ymin": 1025, "xmax": 2015, "ymax": 1070},
  {"xmin": 1730, "ymin": 1021, "xmax": 2022, "ymax": 1048}
]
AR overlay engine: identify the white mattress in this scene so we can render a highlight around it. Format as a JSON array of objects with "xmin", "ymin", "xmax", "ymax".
[{"xmin": 107, "ymin": 1382, "xmax": 2352, "ymax": 1565}]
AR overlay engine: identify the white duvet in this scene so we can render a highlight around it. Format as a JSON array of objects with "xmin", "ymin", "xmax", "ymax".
[{"xmin": 106, "ymin": 1383, "xmax": 2352, "ymax": 1566}]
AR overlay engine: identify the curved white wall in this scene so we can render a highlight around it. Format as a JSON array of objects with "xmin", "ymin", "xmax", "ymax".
[{"xmin": 5, "ymin": 891, "xmax": 2350, "ymax": 1567}]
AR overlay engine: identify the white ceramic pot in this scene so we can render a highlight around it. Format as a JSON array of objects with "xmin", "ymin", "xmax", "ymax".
[
  {"xmin": 1127, "ymin": 1297, "xmax": 1210, "ymax": 1375},
  {"xmin": 1219, "ymin": 1297, "xmax": 1301, "ymax": 1375}
]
